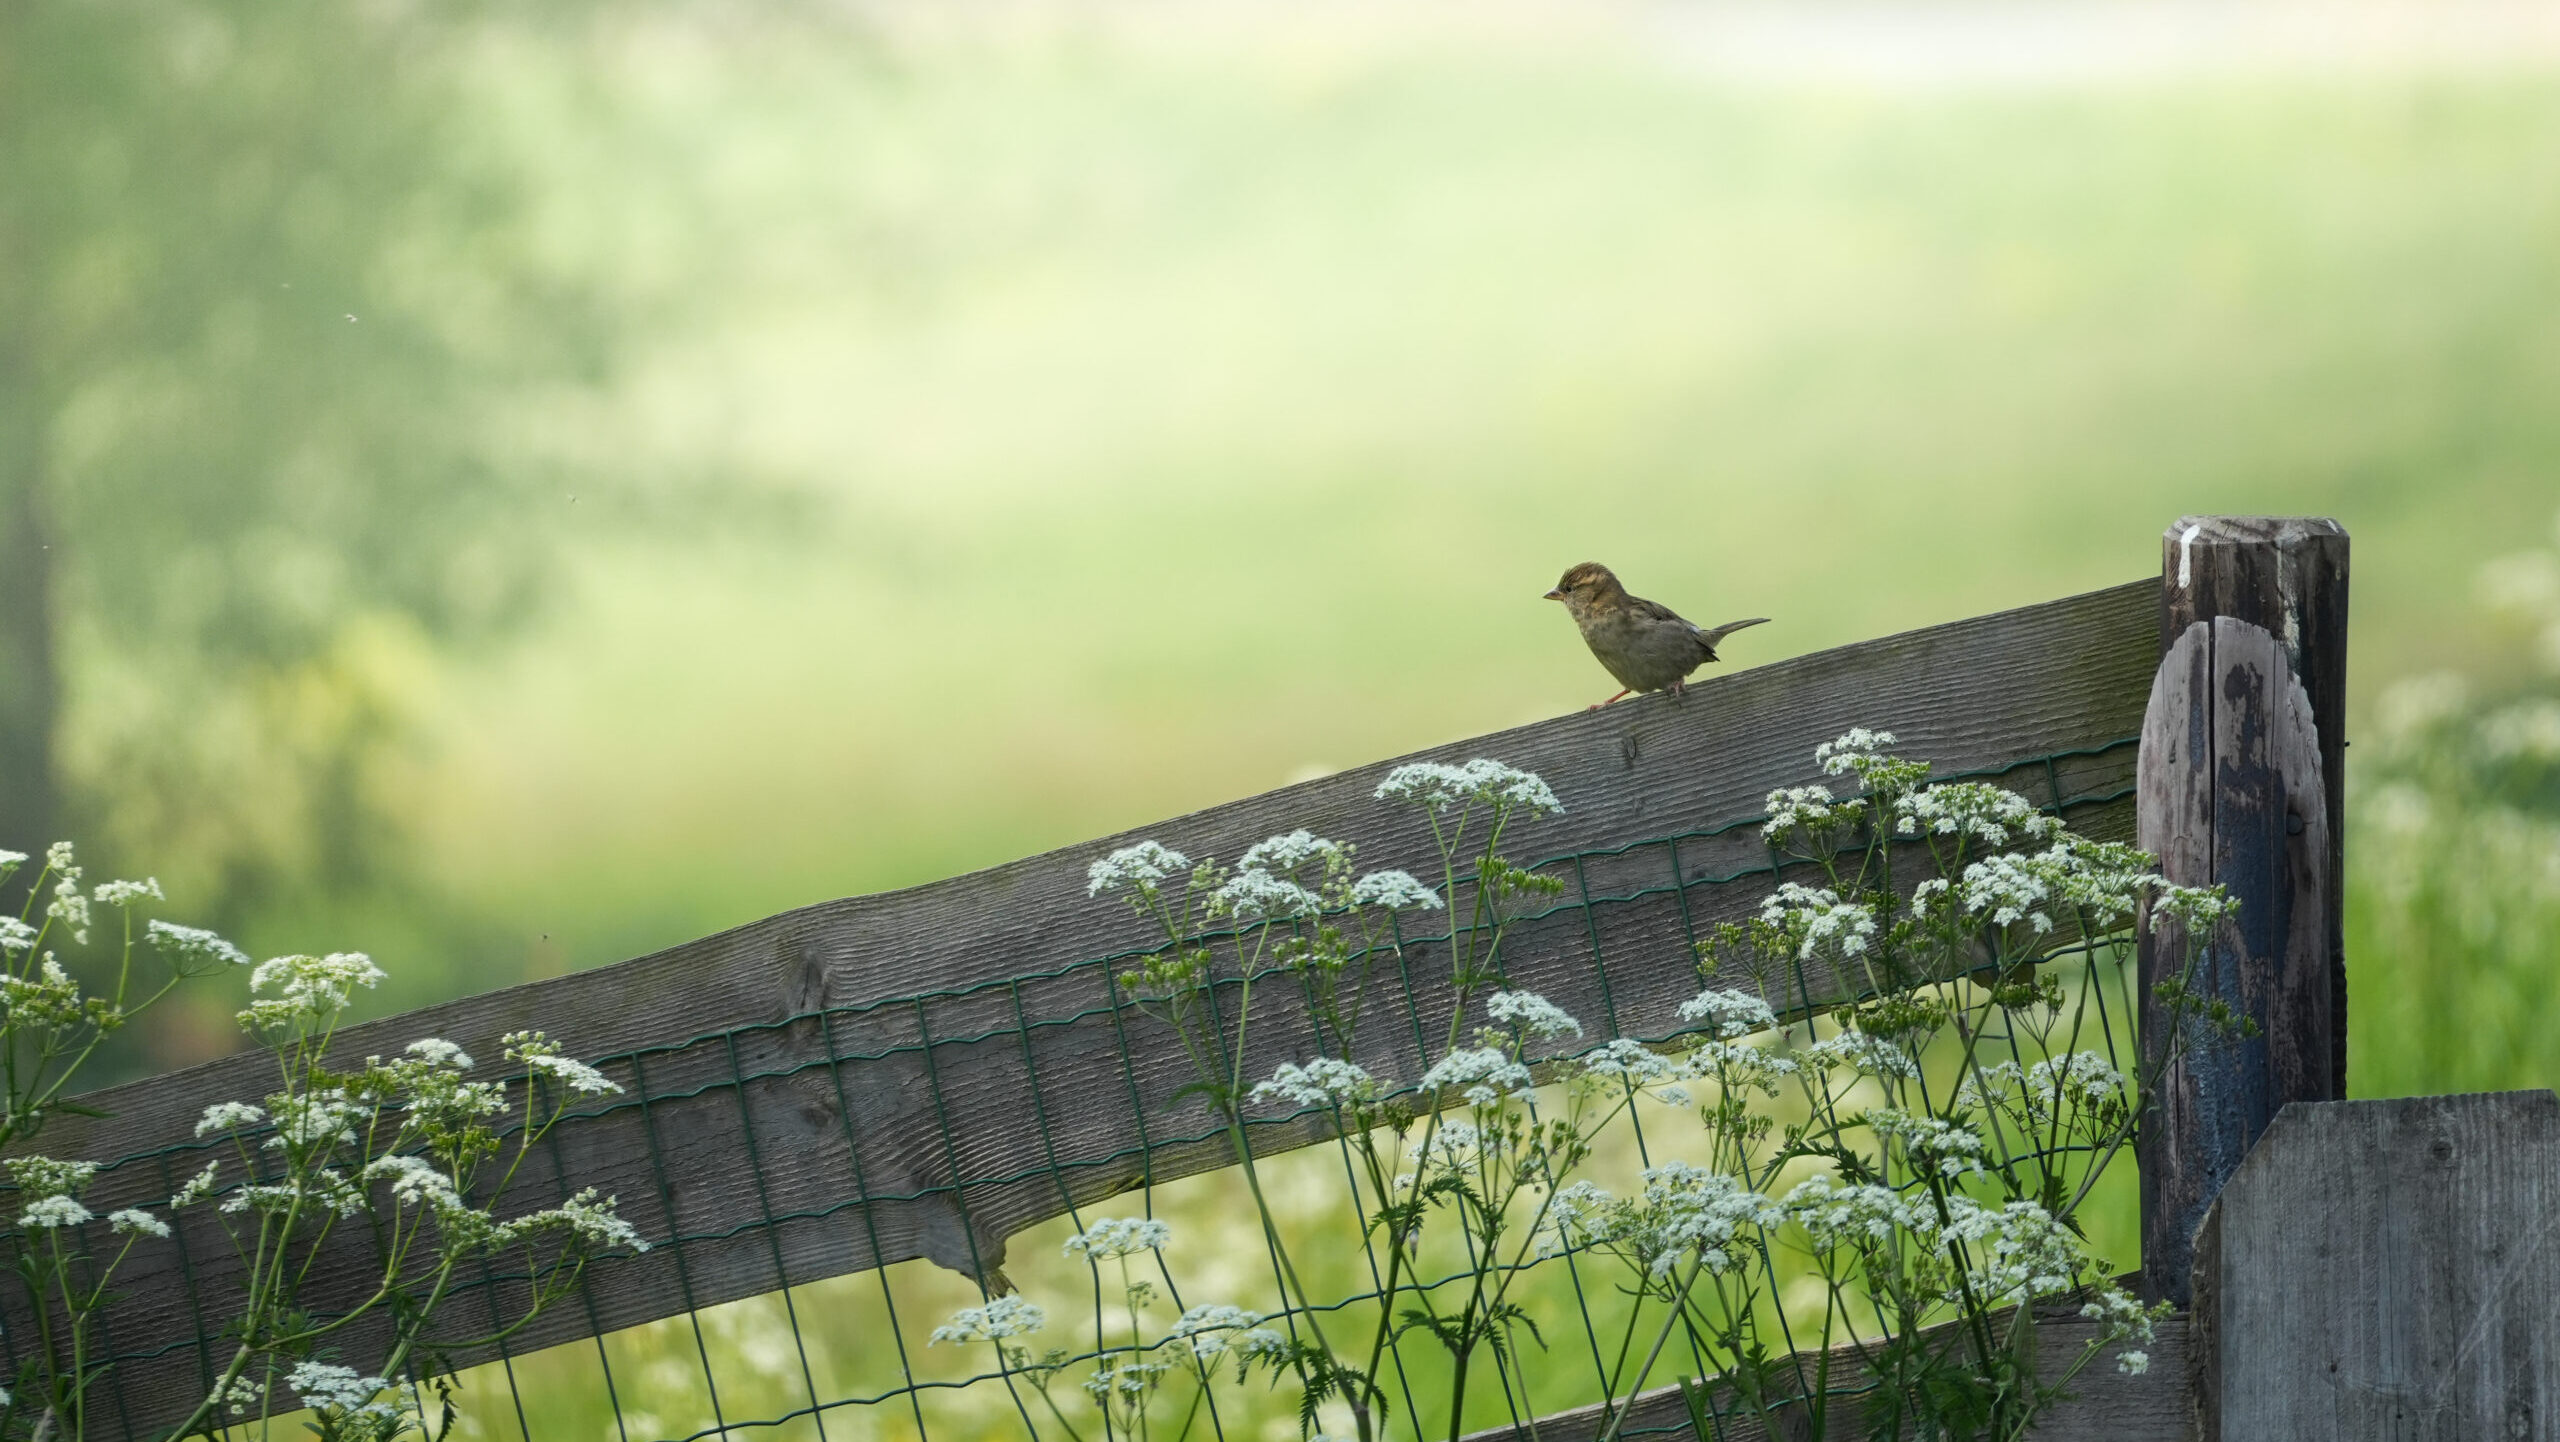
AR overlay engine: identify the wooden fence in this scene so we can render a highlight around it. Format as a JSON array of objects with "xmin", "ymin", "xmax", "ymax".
[{"xmin": 15, "ymin": 514, "xmax": 2552, "ymax": 1439}]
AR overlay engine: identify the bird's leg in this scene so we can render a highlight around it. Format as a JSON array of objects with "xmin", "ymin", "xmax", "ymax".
[
  {"xmin": 1587, "ymin": 689, "xmax": 1631, "ymax": 711},
  {"xmin": 1670, "ymin": 677, "xmax": 1687, "ymax": 702}
]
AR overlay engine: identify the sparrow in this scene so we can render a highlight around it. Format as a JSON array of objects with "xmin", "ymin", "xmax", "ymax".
[{"xmin": 1545, "ymin": 562, "xmax": 1768, "ymax": 709}]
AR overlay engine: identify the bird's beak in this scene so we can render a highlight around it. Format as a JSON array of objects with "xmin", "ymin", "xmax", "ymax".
[{"xmin": 1542, "ymin": 588, "xmax": 1562, "ymax": 601}]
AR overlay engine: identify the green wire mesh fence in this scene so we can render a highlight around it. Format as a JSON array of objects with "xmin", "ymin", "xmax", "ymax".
[{"xmin": 20, "ymin": 735, "xmax": 2151, "ymax": 1442}]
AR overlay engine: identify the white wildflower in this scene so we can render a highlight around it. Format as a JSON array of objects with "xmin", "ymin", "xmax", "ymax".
[
  {"xmin": 1762, "ymin": 783, "xmax": 1850, "ymax": 840},
  {"xmin": 147, "ymin": 920, "xmax": 250, "ymax": 970},
  {"xmin": 1350, "ymin": 869, "xmax": 1443, "ymax": 911},
  {"xmin": 1815, "ymin": 728, "xmax": 1898, "ymax": 767},
  {"xmin": 1456, "ymin": 758, "xmax": 1562, "ymax": 815},
  {"xmin": 493, "ymin": 1187, "xmax": 648, "ymax": 1253},
  {"xmin": 1414, "ymin": 1122, "xmax": 1481, "ymax": 1166},
  {"xmin": 1783, "ymin": 1176, "xmax": 1931, "ymax": 1246},
  {"xmin": 1231, "ymin": 1329, "xmax": 1290, "ymax": 1363},
  {"xmin": 1960, "ymin": 854, "xmax": 2055, "ymax": 933},
  {"xmin": 2151, "ymin": 881, "xmax": 2236, "ymax": 934},
  {"xmin": 1173, "ymin": 1304, "xmax": 1276, "ymax": 1358},
  {"xmin": 1574, "ymin": 1037, "xmax": 1677, "ymax": 1087},
  {"xmin": 1802, "ymin": 1028, "xmax": 1919, "ymax": 1080},
  {"xmin": 1419, "ymin": 1046, "xmax": 1533, "ymax": 1106},
  {"xmin": 1760, "ymin": 883, "xmax": 1877, "ymax": 961},
  {"xmin": 266, "ymin": 1089, "xmax": 364, "ymax": 1149},
  {"xmin": 1086, "ymin": 841, "xmax": 1190, "ymax": 898},
  {"xmin": 1251, "ymin": 1058, "xmax": 1378, "ymax": 1110},
  {"xmin": 1676, "ymin": 1038, "xmax": 1799, "ymax": 1096},
  {"xmin": 1171, "ymin": 1303, "xmax": 1260, "ymax": 1337},
  {"xmin": 1627, "ymin": 1162, "xmax": 1783, "ymax": 1275},
  {"xmin": 8, "ymin": 1156, "xmax": 97, "ymax": 1199},
  {"xmin": 363, "ymin": 1154, "xmax": 461, "ymax": 1208},
  {"xmin": 1083, "ymin": 1361, "xmax": 1171, "ymax": 1402},
  {"xmin": 195, "ymin": 1101, "xmax": 267, "ymax": 1138},
  {"xmin": 1864, "ymin": 1108, "xmax": 1988, "ymax": 1175},
  {"xmin": 406, "ymin": 1037, "xmax": 475, "ymax": 1070},
  {"xmin": 1209, "ymin": 869, "xmax": 1321, "ymax": 923},
  {"xmin": 1237, "ymin": 830, "xmax": 1350, "ymax": 876},
  {"xmin": 1894, "ymin": 783, "xmax": 2060, "ymax": 846},
  {"xmin": 171, "ymin": 1162, "xmax": 220, "ymax": 1208},
  {"xmin": 287, "ymin": 1361, "xmax": 389, "ymax": 1411},
  {"xmin": 1810, "ymin": 730, "xmax": 1929, "ymax": 797},
  {"xmin": 1486, "ymin": 989, "xmax": 1582, "ymax": 1039},
  {"xmin": 524, "ymin": 1053, "xmax": 620, "ymax": 1096},
  {"xmin": 2081, "ymin": 1287, "xmax": 2161, "ymax": 1346},
  {"xmin": 18, "ymin": 1195, "xmax": 91, "ymax": 1229},
  {"xmin": 1944, "ymin": 1197, "xmax": 2083, "ymax": 1302},
  {"xmin": 930, "ymin": 1294, "xmax": 1046, "ymax": 1343},
  {"xmin": 45, "ymin": 878, "xmax": 89, "ymax": 945},
  {"xmin": 92, "ymin": 877, "xmax": 164, "ymax": 906},
  {"xmin": 1538, "ymin": 1180, "xmax": 1617, "ymax": 1256},
  {"xmin": 108, "ymin": 1208, "xmax": 171, "ymax": 1238},
  {"xmin": 1064, "ymin": 1216, "xmax": 1172, "ymax": 1259},
  {"xmin": 241, "ymin": 952, "xmax": 386, "ymax": 1027},
  {"xmin": 0, "ymin": 916, "xmax": 32, "ymax": 954},
  {"xmin": 2118, "ymin": 1350, "xmax": 2150, "ymax": 1376},
  {"xmin": 1679, "ymin": 987, "xmax": 1777, "ymax": 1039},
  {"xmin": 1374, "ymin": 759, "xmax": 1562, "ymax": 816}
]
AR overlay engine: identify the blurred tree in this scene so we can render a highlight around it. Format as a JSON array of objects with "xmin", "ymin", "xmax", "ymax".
[{"xmin": 0, "ymin": 0, "xmax": 632, "ymax": 910}]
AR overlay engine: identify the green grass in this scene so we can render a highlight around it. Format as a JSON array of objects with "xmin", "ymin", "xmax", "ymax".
[{"xmin": 256, "ymin": 26, "xmax": 2560, "ymax": 1019}]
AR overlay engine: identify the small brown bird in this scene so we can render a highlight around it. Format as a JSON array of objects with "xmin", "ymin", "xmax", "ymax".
[{"xmin": 1545, "ymin": 562, "xmax": 1768, "ymax": 709}]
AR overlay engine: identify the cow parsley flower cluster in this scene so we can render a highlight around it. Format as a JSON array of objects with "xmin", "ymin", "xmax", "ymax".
[
  {"xmin": 1065, "ymin": 1216, "xmax": 1174, "ymax": 1259},
  {"xmin": 1759, "ymin": 883, "xmax": 1878, "ymax": 961},
  {"xmin": 1088, "ymin": 841, "xmax": 1193, "ymax": 899},
  {"xmin": 1211, "ymin": 868, "xmax": 1323, "ymax": 923},
  {"xmin": 1863, "ymin": 1108, "xmax": 1989, "ymax": 1176},
  {"xmin": 1251, "ymin": 1057, "xmax": 1379, "ymax": 1110},
  {"xmin": 1894, "ymin": 781, "xmax": 2062, "ymax": 847},
  {"xmin": 1374, "ymin": 758, "xmax": 1563, "ymax": 817},
  {"xmin": 1349, "ymin": 868, "xmax": 1441, "ymax": 911},
  {"xmin": 930, "ymin": 1294, "xmax": 1048, "ymax": 1344},
  {"xmin": 1009, "ymin": 731, "xmax": 2222, "ymax": 1442},
  {"xmin": 148, "ymin": 920, "xmax": 251, "ymax": 972},
  {"xmin": 1485, "ymin": 989, "xmax": 1582, "ymax": 1039},
  {"xmin": 506, "ymin": 1031, "xmax": 623, "ymax": 1096},
  {"xmin": 237, "ymin": 951, "xmax": 387, "ymax": 1033},
  {"xmin": 1419, "ymin": 1046, "xmax": 1534, "ymax": 1107}
]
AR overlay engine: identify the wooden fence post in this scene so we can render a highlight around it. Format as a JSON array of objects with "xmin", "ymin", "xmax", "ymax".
[
  {"xmin": 2187, "ymin": 1091, "xmax": 2560, "ymax": 1440},
  {"xmin": 2137, "ymin": 516, "xmax": 2349, "ymax": 1305}
]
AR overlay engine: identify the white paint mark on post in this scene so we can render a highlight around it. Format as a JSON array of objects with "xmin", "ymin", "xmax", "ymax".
[{"xmin": 2178, "ymin": 524, "xmax": 2203, "ymax": 588}]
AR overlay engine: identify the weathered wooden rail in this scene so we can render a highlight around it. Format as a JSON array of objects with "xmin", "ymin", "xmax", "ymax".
[{"xmin": 28, "ymin": 513, "xmax": 2547, "ymax": 1440}]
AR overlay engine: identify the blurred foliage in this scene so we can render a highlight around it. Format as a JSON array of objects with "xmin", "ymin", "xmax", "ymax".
[
  {"xmin": 2347, "ymin": 513, "xmax": 2560, "ymax": 1098},
  {"xmin": 0, "ymin": 0, "xmax": 672, "ymax": 921},
  {"xmin": 2, "ymin": 4, "xmax": 2556, "ymax": 1079}
]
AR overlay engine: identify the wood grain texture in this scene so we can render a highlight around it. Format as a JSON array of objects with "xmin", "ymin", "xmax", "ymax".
[
  {"xmin": 1460, "ymin": 1311, "xmax": 2192, "ymax": 1442},
  {"xmin": 2160, "ymin": 518, "xmax": 2349, "ymax": 1105},
  {"xmin": 2135, "ymin": 616, "xmax": 2331, "ymax": 1308},
  {"xmin": 2191, "ymin": 1091, "xmax": 2560, "ymax": 1442},
  {"xmin": 15, "ymin": 581, "xmax": 2159, "ymax": 1439}
]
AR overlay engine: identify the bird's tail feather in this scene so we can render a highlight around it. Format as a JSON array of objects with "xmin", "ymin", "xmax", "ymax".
[{"xmin": 1697, "ymin": 616, "xmax": 1771, "ymax": 649}]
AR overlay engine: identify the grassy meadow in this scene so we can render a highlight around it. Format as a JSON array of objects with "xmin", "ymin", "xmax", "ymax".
[
  {"xmin": 109, "ymin": 5, "xmax": 2560, "ymax": 1437},
  {"xmin": 183, "ymin": 12, "xmax": 2560, "ymax": 1026}
]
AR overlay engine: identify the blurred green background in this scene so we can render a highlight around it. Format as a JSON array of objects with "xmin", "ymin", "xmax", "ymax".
[
  {"xmin": 9, "ymin": 0, "xmax": 2560, "ymax": 1434},
  {"xmin": 6, "ymin": 0, "xmax": 2556, "ymax": 1086}
]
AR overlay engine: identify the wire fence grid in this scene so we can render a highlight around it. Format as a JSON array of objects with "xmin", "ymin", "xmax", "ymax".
[{"xmin": 20, "ymin": 738, "xmax": 2148, "ymax": 1442}]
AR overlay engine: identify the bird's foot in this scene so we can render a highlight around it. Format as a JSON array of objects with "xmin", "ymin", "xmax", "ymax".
[{"xmin": 1587, "ymin": 689, "xmax": 1632, "ymax": 711}]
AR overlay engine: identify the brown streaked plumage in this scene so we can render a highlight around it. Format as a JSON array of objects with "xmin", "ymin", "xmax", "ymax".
[{"xmin": 1544, "ymin": 562, "xmax": 1768, "ymax": 709}]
